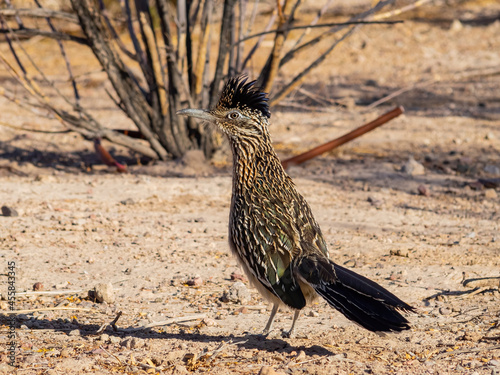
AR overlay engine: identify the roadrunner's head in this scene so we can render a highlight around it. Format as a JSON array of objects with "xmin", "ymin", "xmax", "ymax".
[{"xmin": 177, "ymin": 76, "xmax": 270, "ymax": 141}]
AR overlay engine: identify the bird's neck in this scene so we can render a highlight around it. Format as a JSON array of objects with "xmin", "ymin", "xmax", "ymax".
[{"xmin": 230, "ymin": 132, "xmax": 285, "ymax": 192}]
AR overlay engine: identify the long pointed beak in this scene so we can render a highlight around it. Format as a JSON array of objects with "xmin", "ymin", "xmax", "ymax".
[{"xmin": 176, "ymin": 108, "xmax": 215, "ymax": 122}]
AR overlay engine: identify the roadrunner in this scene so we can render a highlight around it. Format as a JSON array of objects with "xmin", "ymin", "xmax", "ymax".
[{"xmin": 178, "ymin": 76, "xmax": 413, "ymax": 337}]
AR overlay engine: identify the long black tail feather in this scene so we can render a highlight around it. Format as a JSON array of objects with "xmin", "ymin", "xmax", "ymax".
[{"xmin": 298, "ymin": 257, "xmax": 414, "ymax": 332}]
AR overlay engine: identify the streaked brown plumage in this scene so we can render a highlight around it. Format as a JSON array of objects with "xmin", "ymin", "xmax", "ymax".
[{"xmin": 178, "ymin": 76, "xmax": 413, "ymax": 337}]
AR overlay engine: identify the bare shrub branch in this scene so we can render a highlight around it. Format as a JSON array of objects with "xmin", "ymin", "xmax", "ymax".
[{"xmin": 0, "ymin": 0, "xmax": 418, "ymax": 162}]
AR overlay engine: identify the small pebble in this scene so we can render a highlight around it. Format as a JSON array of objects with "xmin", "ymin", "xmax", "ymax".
[
  {"xmin": 401, "ymin": 157, "xmax": 425, "ymax": 176},
  {"xmin": 271, "ymin": 354, "xmax": 284, "ymax": 362},
  {"xmin": 484, "ymin": 165, "xmax": 500, "ymax": 175},
  {"xmin": 201, "ymin": 318, "xmax": 216, "ymax": 327},
  {"xmin": 186, "ymin": 276, "xmax": 203, "ymax": 286},
  {"xmin": 489, "ymin": 359, "xmax": 500, "ymax": 367},
  {"xmin": 120, "ymin": 337, "xmax": 136, "ymax": 349},
  {"xmin": 33, "ymin": 282, "xmax": 44, "ymax": 291},
  {"xmin": 417, "ymin": 184, "xmax": 430, "ymax": 196},
  {"xmin": 0, "ymin": 364, "xmax": 15, "ymax": 373},
  {"xmin": 259, "ymin": 366, "xmax": 278, "ymax": 375},
  {"xmin": 120, "ymin": 198, "xmax": 135, "ymax": 205},
  {"xmin": 439, "ymin": 307, "xmax": 452, "ymax": 315},
  {"xmin": 357, "ymin": 337, "xmax": 369, "ymax": 344},
  {"xmin": 99, "ymin": 333, "xmax": 110, "ymax": 342},
  {"xmin": 1, "ymin": 206, "xmax": 19, "ymax": 217},
  {"xmin": 71, "ymin": 218, "xmax": 86, "ymax": 226},
  {"xmin": 469, "ymin": 181, "xmax": 484, "ymax": 190},
  {"xmin": 308, "ymin": 310, "xmax": 319, "ymax": 317},
  {"xmin": 234, "ymin": 306, "xmax": 249, "ymax": 314},
  {"xmin": 90, "ymin": 282, "xmax": 115, "ymax": 303},
  {"xmin": 182, "ymin": 353, "xmax": 197, "ymax": 363},
  {"xmin": 60, "ymin": 348, "xmax": 71, "ymax": 358},
  {"xmin": 367, "ymin": 196, "xmax": 382, "ymax": 208},
  {"xmin": 343, "ymin": 259, "xmax": 357, "ymax": 267},
  {"xmin": 68, "ymin": 329, "xmax": 80, "ymax": 336},
  {"xmin": 461, "ymin": 331, "xmax": 482, "ymax": 342},
  {"xmin": 449, "ymin": 19, "xmax": 463, "ymax": 32},
  {"xmin": 295, "ymin": 350, "xmax": 307, "ymax": 361},
  {"xmin": 230, "ymin": 272, "xmax": 246, "ymax": 282},
  {"xmin": 109, "ymin": 336, "xmax": 121, "ymax": 344},
  {"xmin": 221, "ymin": 281, "xmax": 251, "ymax": 304},
  {"xmin": 173, "ymin": 364, "xmax": 189, "ymax": 374},
  {"xmin": 485, "ymin": 189, "xmax": 498, "ymax": 199},
  {"xmin": 389, "ymin": 272, "xmax": 400, "ymax": 281}
]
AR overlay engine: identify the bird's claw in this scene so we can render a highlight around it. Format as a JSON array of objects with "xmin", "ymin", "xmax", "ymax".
[
  {"xmin": 260, "ymin": 328, "xmax": 274, "ymax": 337},
  {"xmin": 281, "ymin": 329, "xmax": 295, "ymax": 339}
]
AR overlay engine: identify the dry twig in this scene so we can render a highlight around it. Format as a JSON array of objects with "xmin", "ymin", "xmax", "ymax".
[
  {"xmin": 1, "ymin": 307, "xmax": 96, "ymax": 315},
  {"xmin": 96, "ymin": 311, "xmax": 123, "ymax": 334},
  {"xmin": 16, "ymin": 289, "xmax": 84, "ymax": 297},
  {"xmin": 281, "ymin": 106, "xmax": 404, "ymax": 169},
  {"xmin": 435, "ymin": 345, "xmax": 500, "ymax": 359},
  {"xmin": 0, "ymin": 8, "xmax": 78, "ymax": 22},
  {"xmin": 123, "ymin": 313, "xmax": 208, "ymax": 332}
]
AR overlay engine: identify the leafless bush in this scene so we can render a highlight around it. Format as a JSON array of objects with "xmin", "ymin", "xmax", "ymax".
[{"xmin": 0, "ymin": 0, "xmax": 426, "ymax": 161}]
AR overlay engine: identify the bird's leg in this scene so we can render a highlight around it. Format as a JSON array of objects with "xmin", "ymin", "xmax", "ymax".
[
  {"xmin": 262, "ymin": 303, "xmax": 279, "ymax": 335},
  {"xmin": 282, "ymin": 310, "xmax": 301, "ymax": 338}
]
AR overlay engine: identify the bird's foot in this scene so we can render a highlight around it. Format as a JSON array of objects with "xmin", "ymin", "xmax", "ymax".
[
  {"xmin": 281, "ymin": 329, "xmax": 295, "ymax": 339},
  {"xmin": 260, "ymin": 328, "xmax": 275, "ymax": 338}
]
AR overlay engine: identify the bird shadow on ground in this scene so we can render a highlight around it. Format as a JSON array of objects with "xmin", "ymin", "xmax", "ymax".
[{"xmin": 0, "ymin": 315, "xmax": 333, "ymax": 356}]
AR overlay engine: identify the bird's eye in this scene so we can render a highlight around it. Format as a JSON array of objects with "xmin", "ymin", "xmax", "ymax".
[{"xmin": 227, "ymin": 112, "xmax": 240, "ymax": 120}]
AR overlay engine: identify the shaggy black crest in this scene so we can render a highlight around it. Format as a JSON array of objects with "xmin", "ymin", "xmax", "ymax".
[{"xmin": 217, "ymin": 76, "xmax": 271, "ymax": 118}]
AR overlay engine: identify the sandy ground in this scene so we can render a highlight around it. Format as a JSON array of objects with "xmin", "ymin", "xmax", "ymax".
[{"xmin": 1, "ymin": 1, "xmax": 500, "ymax": 374}]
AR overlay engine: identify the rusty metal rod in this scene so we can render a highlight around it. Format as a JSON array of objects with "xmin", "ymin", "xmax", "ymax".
[{"xmin": 281, "ymin": 106, "xmax": 404, "ymax": 169}]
